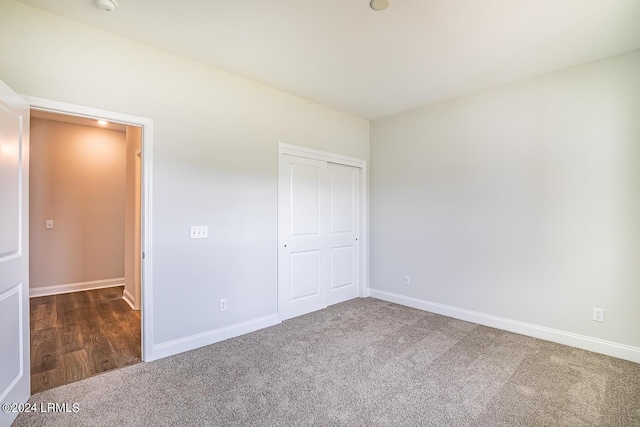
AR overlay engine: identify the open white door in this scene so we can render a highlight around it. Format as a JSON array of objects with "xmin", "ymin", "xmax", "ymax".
[{"xmin": 0, "ymin": 81, "xmax": 30, "ymax": 426}]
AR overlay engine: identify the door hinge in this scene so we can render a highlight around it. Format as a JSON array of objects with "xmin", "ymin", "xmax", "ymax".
[{"xmin": 142, "ymin": 252, "xmax": 145, "ymax": 259}]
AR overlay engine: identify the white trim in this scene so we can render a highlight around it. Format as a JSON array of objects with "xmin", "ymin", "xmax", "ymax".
[
  {"xmin": 122, "ymin": 289, "xmax": 136, "ymax": 310},
  {"xmin": 29, "ymin": 278, "xmax": 124, "ymax": 298},
  {"xmin": 23, "ymin": 96, "xmax": 146, "ymax": 129},
  {"xmin": 277, "ymin": 143, "xmax": 369, "ymax": 316},
  {"xmin": 22, "ymin": 95, "xmax": 154, "ymax": 362},
  {"xmin": 279, "ymin": 143, "xmax": 366, "ymax": 169},
  {"xmin": 152, "ymin": 314, "xmax": 281, "ymax": 361},
  {"xmin": 369, "ymin": 289, "xmax": 640, "ymax": 364}
]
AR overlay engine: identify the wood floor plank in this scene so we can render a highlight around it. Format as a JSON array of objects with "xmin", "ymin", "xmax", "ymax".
[
  {"xmin": 54, "ymin": 294, "xmax": 78, "ymax": 327},
  {"xmin": 30, "ymin": 286, "xmax": 141, "ymax": 393},
  {"xmin": 71, "ymin": 291, "xmax": 90, "ymax": 308},
  {"xmin": 33, "ymin": 303, "xmax": 55, "ymax": 321},
  {"xmin": 101, "ymin": 287, "xmax": 122, "ymax": 301},
  {"xmin": 34, "ymin": 295, "xmax": 55, "ymax": 305},
  {"xmin": 106, "ymin": 321, "xmax": 141, "ymax": 367},
  {"xmin": 29, "ymin": 298, "xmax": 39, "ymax": 314},
  {"xmin": 58, "ymin": 323, "xmax": 84, "ymax": 354},
  {"xmin": 61, "ymin": 350, "xmax": 91, "ymax": 384},
  {"xmin": 78, "ymin": 316, "xmax": 102, "ymax": 341},
  {"xmin": 31, "ymin": 303, "xmax": 57, "ymax": 331},
  {"xmin": 94, "ymin": 302, "xmax": 116, "ymax": 325},
  {"xmin": 85, "ymin": 335, "xmax": 118, "ymax": 373},
  {"xmin": 31, "ymin": 369, "xmax": 65, "ymax": 393},
  {"xmin": 31, "ymin": 328, "xmax": 58, "ymax": 374},
  {"xmin": 56, "ymin": 293, "xmax": 75, "ymax": 310}
]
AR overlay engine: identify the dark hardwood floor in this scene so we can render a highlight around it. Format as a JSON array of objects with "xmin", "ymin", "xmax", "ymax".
[{"xmin": 30, "ymin": 286, "xmax": 141, "ymax": 394}]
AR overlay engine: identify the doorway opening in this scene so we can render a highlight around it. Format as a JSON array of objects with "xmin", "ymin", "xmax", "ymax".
[{"xmin": 26, "ymin": 104, "xmax": 151, "ymax": 393}]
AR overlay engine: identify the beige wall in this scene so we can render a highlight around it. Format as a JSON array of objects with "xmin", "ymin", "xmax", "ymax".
[
  {"xmin": 30, "ymin": 118, "xmax": 127, "ymax": 289},
  {"xmin": 124, "ymin": 126, "xmax": 142, "ymax": 308},
  {"xmin": 370, "ymin": 50, "xmax": 640, "ymax": 349}
]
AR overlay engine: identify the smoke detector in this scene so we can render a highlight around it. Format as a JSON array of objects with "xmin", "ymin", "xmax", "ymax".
[
  {"xmin": 370, "ymin": 0, "xmax": 390, "ymax": 11},
  {"xmin": 95, "ymin": 0, "xmax": 118, "ymax": 12}
]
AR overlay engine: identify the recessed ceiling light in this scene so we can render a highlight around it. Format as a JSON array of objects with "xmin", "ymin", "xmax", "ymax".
[
  {"xmin": 97, "ymin": 120, "xmax": 109, "ymax": 125},
  {"xmin": 370, "ymin": 0, "xmax": 390, "ymax": 11},
  {"xmin": 95, "ymin": 0, "xmax": 118, "ymax": 12}
]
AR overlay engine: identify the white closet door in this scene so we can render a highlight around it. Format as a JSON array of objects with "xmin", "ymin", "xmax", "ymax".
[
  {"xmin": 278, "ymin": 155, "xmax": 329, "ymax": 320},
  {"xmin": 327, "ymin": 162, "xmax": 360, "ymax": 305}
]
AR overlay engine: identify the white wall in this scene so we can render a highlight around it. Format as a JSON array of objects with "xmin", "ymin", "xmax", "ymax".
[
  {"xmin": 370, "ymin": 50, "xmax": 640, "ymax": 353},
  {"xmin": 0, "ymin": 1, "xmax": 369, "ymax": 354}
]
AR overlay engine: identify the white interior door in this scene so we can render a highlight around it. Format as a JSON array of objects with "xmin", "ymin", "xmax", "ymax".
[
  {"xmin": 278, "ymin": 152, "xmax": 361, "ymax": 320},
  {"xmin": 0, "ymin": 81, "xmax": 30, "ymax": 426},
  {"xmin": 278, "ymin": 155, "xmax": 329, "ymax": 320},
  {"xmin": 327, "ymin": 162, "xmax": 360, "ymax": 305}
]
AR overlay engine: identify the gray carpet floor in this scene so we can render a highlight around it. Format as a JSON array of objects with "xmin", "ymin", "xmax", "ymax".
[{"xmin": 13, "ymin": 298, "xmax": 640, "ymax": 426}]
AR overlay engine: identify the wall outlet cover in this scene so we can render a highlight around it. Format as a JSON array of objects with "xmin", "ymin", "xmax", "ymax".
[{"xmin": 593, "ymin": 307, "xmax": 604, "ymax": 322}]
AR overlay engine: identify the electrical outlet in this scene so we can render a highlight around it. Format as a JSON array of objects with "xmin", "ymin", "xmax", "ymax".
[
  {"xmin": 593, "ymin": 307, "xmax": 604, "ymax": 322},
  {"xmin": 190, "ymin": 226, "xmax": 208, "ymax": 239},
  {"xmin": 404, "ymin": 276, "xmax": 411, "ymax": 286},
  {"xmin": 45, "ymin": 220, "xmax": 54, "ymax": 230},
  {"xmin": 219, "ymin": 299, "xmax": 227, "ymax": 311}
]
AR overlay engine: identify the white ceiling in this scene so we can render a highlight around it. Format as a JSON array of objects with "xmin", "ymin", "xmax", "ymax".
[{"xmin": 17, "ymin": 0, "xmax": 640, "ymax": 119}]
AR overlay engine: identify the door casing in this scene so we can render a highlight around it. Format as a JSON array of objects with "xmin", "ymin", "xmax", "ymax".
[{"xmin": 23, "ymin": 95, "xmax": 155, "ymax": 362}]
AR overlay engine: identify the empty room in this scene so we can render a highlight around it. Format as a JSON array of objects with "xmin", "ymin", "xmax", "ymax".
[{"xmin": 0, "ymin": 1, "xmax": 639, "ymax": 426}]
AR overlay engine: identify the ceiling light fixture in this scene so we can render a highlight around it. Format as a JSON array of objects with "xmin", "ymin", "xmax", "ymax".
[
  {"xmin": 370, "ymin": 0, "xmax": 390, "ymax": 11},
  {"xmin": 95, "ymin": 0, "xmax": 118, "ymax": 12},
  {"xmin": 97, "ymin": 120, "xmax": 109, "ymax": 125}
]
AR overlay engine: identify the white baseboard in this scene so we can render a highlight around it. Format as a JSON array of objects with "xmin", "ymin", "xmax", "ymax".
[
  {"xmin": 122, "ymin": 289, "xmax": 136, "ymax": 310},
  {"xmin": 369, "ymin": 288, "xmax": 640, "ymax": 364},
  {"xmin": 30, "ymin": 277, "xmax": 125, "ymax": 298},
  {"xmin": 150, "ymin": 314, "xmax": 281, "ymax": 361}
]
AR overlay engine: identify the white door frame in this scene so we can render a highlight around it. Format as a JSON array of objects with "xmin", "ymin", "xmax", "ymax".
[
  {"xmin": 277, "ymin": 143, "xmax": 368, "ymax": 317},
  {"xmin": 22, "ymin": 96, "xmax": 154, "ymax": 362}
]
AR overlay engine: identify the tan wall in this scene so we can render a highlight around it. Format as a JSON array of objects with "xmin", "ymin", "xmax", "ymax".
[
  {"xmin": 124, "ymin": 126, "xmax": 142, "ymax": 308},
  {"xmin": 30, "ymin": 118, "xmax": 127, "ymax": 289}
]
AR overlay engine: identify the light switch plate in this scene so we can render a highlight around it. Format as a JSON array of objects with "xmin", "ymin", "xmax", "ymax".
[{"xmin": 190, "ymin": 226, "xmax": 208, "ymax": 239}]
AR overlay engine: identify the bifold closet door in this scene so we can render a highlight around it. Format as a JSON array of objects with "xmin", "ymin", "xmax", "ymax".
[{"xmin": 278, "ymin": 154, "xmax": 361, "ymax": 321}]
